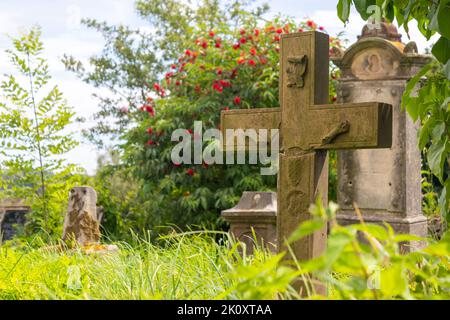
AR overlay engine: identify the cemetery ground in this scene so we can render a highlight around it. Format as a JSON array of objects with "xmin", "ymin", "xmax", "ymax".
[
  {"xmin": 1, "ymin": 0, "xmax": 450, "ymax": 300},
  {"xmin": 1, "ymin": 202, "xmax": 449, "ymax": 300}
]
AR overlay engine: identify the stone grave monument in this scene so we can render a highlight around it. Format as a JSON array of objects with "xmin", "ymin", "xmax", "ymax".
[
  {"xmin": 221, "ymin": 31, "xmax": 393, "ymax": 294},
  {"xmin": 222, "ymin": 192, "xmax": 277, "ymax": 253},
  {"xmin": 0, "ymin": 199, "xmax": 30, "ymax": 241},
  {"xmin": 331, "ymin": 21, "xmax": 431, "ymax": 249}
]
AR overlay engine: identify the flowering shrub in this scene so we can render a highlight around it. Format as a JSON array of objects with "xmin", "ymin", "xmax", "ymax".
[{"xmin": 117, "ymin": 15, "xmax": 346, "ymax": 233}]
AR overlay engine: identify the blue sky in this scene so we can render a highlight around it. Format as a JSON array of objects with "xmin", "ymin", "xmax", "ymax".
[{"xmin": 0, "ymin": 0, "xmax": 436, "ymax": 174}]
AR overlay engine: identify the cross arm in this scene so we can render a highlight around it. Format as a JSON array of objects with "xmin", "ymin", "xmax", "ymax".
[
  {"xmin": 221, "ymin": 108, "xmax": 280, "ymax": 151},
  {"xmin": 297, "ymin": 102, "xmax": 392, "ymax": 150}
]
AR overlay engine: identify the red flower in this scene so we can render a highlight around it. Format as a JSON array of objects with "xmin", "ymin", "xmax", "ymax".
[
  {"xmin": 239, "ymin": 37, "xmax": 247, "ymax": 44},
  {"xmin": 215, "ymin": 42, "xmax": 221, "ymax": 48},
  {"xmin": 249, "ymin": 48, "xmax": 257, "ymax": 55},
  {"xmin": 209, "ymin": 30, "xmax": 215, "ymax": 37},
  {"xmin": 146, "ymin": 127, "xmax": 153, "ymax": 134},
  {"xmin": 223, "ymin": 106, "xmax": 230, "ymax": 111},
  {"xmin": 233, "ymin": 96, "xmax": 241, "ymax": 105},
  {"xmin": 233, "ymin": 43, "xmax": 241, "ymax": 50},
  {"xmin": 240, "ymin": 28, "xmax": 246, "ymax": 35},
  {"xmin": 237, "ymin": 57, "xmax": 246, "ymax": 64},
  {"xmin": 319, "ymin": 26, "xmax": 324, "ymax": 31},
  {"xmin": 175, "ymin": 80, "xmax": 181, "ymax": 86},
  {"xmin": 147, "ymin": 139, "xmax": 155, "ymax": 146},
  {"xmin": 254, "ymin": 29, "xmax": 260, "ymax": 36},
  {"xmin": 219, "ymin": 80, "xmax": 231, "ymax": 87},
  {"xmin": 186, "ymin": 168, "xmax": 194, "ymax": 176},
  {"xmin": 298, "ymin": 28, "xmax": 304, "ymax": 33},
  {"xmin": 212, "ymin": 83, "xmax": 223, "ymax": 93},
  {"xmin": 217, "ymin": 68, "xmax": 223, "ymax": 75},
  {"xmin": 186, "ymin": 129, "xmax": 193, "ymax": 134},
  {"xmin": 248, "ymin": 59, "xmax": 256, "ymax": 66},
  {"xmin": 201, "ymin": 41, "xmax": 208, "ymax": 49},
  {"xmin": 145, "ymin": 105, "xmax": 155, "ymax": 116},
  {"xmin": 332, "ymin": 96, "xmax": 337, "ymax": 102},
  {"xmin": 231, "ymin": 68, "xmax": 238, "ymax": 78},
  {"xmin": 259, "ymin": 57, "xmax": 268, "ymax": 65},
  {"xmin": 306, "ymin": 20, "xmax": 314, "ymax": 27},
  {"xmin": 185, "ymin": 49, "xmax": 192, "ymax": 56},
  {"xmin": 173, "ymin": 162, "xmax": 181, "ymax": 167},
  {"xmin": 171, "ymin": 64, "xmax": 177, "ymax": 69},
  {"xmin": 276, "ymin": 28, "xmax": 283, "ymax": 34},
  {"xmin": 274, "ymin": 35, "xmax": 281, "ymax": 42},
  {"xmin": 165, "ymin": 72, "xmax": 174, "ymax": 78},
  {"xmin": 153, "ymin": 83, "xmax": 161, "ymax": 91}
]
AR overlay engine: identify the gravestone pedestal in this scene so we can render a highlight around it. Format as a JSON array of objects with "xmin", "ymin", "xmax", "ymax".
[
  {"xmin": 331, "ymin": 21, "xmax": 431, "ymax": 250},
  {"xmin": 221, "ymin": 192, "xmax": 277, "ymax": 253}
]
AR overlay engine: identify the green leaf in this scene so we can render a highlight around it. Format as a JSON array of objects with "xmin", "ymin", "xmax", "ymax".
[
  {"xmin": 432, "ymin": 36, "xmax": 450, "ymax": 64},
  {"xmin": 427, "ymin": 138, "xmax": 448, "ymax": 182},
  {"xmin": 350, "ymin": 224, "xmax": 389, "ymax": 241},
  {"xmin": 436, "ymin": 0, "xmax": 450, "ymax": 39},
  {"xmin": 444, "ymin": 59, "xmax": 450, "ymax": 80},
  {"xmin": 385, "ymin": 0, "xmax": 394, "ymax": 22},
  {"xmin": 431, "ymin": 121, "xmax": 446, "ymax": 142},
  {"xmin": 438, "ymin": 178, "xmax": 450, "ymax": 221},
  {"xmin": 353, "ymin": 0, "xmax": 376, "ymax": 20},
  {"xmin": 380, "ymin": 262, "xmax": 409, "ymax": 297},
  {"xmin": 337, "ymin": 0, "xmax": 352, "ymax": 23},
  {"xmin": 287, "ymin": 219, "xmax": 325, "ymax": 244},
  {"xmin": 402, "ymin": 63, "xmax": 433, "ymax": 120},
  {"xmin": 418, "ymin": 117, "xmax": 434, "ymax": 150}
]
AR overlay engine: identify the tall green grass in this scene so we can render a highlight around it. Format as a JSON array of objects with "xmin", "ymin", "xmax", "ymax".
[{"xmin": 0, "ymin": 231, "xmax": 300, "ymax": 300}]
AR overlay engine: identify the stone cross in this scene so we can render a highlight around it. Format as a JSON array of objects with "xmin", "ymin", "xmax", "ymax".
[
  {"xmin": 221, "ymin": 32, "xmax": 392, "ymax": 270},
  {"xmin": 62, "ymin": 186, "xmax": 101, "ymax": 246}
]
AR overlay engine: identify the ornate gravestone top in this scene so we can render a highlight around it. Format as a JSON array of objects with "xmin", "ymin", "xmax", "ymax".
[{"xmin": 357, "ymin": 19, "xmax": 402, "ymax": 42}]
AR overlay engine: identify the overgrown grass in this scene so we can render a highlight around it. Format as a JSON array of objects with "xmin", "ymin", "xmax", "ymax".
[
  {"xmin": 1, "ymin": 205, "xmax": 450, "ymax": 300},
  {"xmin": 0, "ymin": 231, "xmax": 301, "ymax": 300}
]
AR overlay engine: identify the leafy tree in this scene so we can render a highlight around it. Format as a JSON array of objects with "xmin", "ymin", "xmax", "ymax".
[
  {"xmin": 337, "ymin": 0, "xmax": 450, "ymax": 224},
  {"xmin": 64, "ymin": 0, "xmax": 346, "ymax": 236},
  {"xmin": 0, "ymin": 27, "xmax": 81, "ymax": 238}
]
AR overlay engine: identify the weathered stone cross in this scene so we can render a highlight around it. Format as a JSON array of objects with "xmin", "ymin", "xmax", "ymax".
[{"xmin": 221, "ymin": 32, "xmax": 392, "ymax": 266}]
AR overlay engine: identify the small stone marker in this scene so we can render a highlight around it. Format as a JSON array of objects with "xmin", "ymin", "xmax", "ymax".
[
  {"xmin": 331, "ymin": 21, "xmax": 431, "ymax": 250},
  {"xmin": 222, "ymin": 192, "xmax": 277, "ymax": 253},
  {"xmin": 0, "ymin": 199, "xmax": 30, "ymax": 241},
  {"xmin": 62, "ymin": 186, "xmax": 100, "ymax": 246},
  {"xmin": 221, "ymin": 31, "xmax": 393, "ymax": 294}
]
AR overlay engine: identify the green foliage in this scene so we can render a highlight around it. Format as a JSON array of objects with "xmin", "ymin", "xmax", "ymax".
[
  {"xmin": 1, "ymin": 205, "xmax": 449, "ymax": 299},
  {"xmin": 0, "ymin": 27, "xmax": 82, "ymax": 238},
  {"xmin": 288, "ymin": 200, "xmax": 450, "ymax": 299},
  {"xmin": 64, "ymin": 1, "xmax": 346, "ymax": 236},
  {"xmin": 336, "ymin": 0, "xmax": 450, "ymax": 225}
]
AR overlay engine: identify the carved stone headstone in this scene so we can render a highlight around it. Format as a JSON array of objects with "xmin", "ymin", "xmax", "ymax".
[
  {"xmin": 222, "ymin": 192, "xmax": 277, "ymax": 253},
  {"xmin": 62, "ymin": 186, "xmax": 100, "ymax": 246},
  {"xmin": 331, "ymin": 21, "xmax": 431, "ymax": 250}
]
